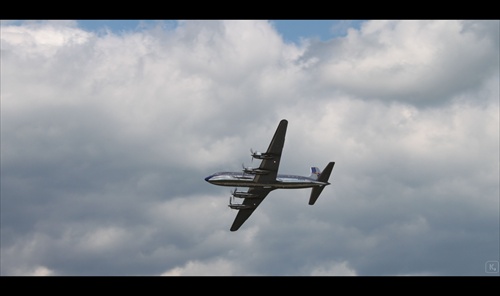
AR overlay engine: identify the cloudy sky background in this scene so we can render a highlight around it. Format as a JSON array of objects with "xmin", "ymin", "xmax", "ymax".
[{"xmin": 1, "ymin": 20, "xmax": 499, "ymax": 276}]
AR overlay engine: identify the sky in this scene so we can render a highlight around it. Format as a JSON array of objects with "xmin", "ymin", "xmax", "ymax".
[{"xmin": 1, "ymin": 20, "xmax": 499, "ymax": 276}]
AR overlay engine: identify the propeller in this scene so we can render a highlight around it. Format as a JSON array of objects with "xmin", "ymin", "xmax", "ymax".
[
  {"xmin": 242, "ymin": 163, "xmax": 247, "ymax": 177},
  {"xmin": 242, "ymin": 162, "xmax": 251, "ymax": 171},
  {"xmin": 250, "ymin": 148, "xmax": 255, "ymax": 163}
]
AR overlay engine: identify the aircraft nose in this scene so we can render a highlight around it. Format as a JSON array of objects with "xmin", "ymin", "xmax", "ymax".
[{"xmin": 204, "ymin": 175, "xmax": 212, "ymax": 182}]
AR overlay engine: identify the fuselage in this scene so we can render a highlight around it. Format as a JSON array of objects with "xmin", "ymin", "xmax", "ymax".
[{"xmin": 204, "ymin": 171, "xmax": 329, "ymax": 189}]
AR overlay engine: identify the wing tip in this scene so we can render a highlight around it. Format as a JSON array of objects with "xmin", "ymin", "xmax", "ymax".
[{"xmin": 230, "ymin": 223, "xmax": 242, "ymax": 232}]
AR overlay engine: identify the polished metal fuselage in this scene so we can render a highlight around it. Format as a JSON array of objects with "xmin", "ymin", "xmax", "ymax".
[{"xmin": 204, "ymin": 172, "xmax": 328, "ymax": 189}]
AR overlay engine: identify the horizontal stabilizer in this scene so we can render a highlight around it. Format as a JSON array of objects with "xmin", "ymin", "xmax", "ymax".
[{"xmin": 309, "ymin": 186, "xmax": 326, "ymax": 205}]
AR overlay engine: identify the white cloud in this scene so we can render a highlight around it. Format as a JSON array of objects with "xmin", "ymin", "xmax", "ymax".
[
  {"xmin": 30, "ymin": 266, "xmax": 56, "ymax": 276},
  {"xmin": 161, "ymin": 258, "xmax": 243, "ymax": 276},
  {"xmin": 1, "ymin": 21, "xmax": 90, "ymax": 58},
  {"xmin": 306, "ymin": 20, "xmax": 499, "ymax": 105},
  {"xmin": 9, "ymin": 265, "xmax": 56, "ymax": 276}
]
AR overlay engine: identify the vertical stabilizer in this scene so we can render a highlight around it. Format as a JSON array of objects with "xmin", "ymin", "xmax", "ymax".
[{"xmin": 309, "ymin": 167, "xmax": 321, "ymax": 180}]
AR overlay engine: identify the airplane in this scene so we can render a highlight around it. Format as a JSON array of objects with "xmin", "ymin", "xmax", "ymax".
[{"xmin": 204, "ymin": 119, "xmax": 335, "ymax": 231}]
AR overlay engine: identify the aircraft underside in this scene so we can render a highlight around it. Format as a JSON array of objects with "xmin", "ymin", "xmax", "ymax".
[{"xmin": 205, "ymin": 173, "xmax": 327, "ymax": 189}]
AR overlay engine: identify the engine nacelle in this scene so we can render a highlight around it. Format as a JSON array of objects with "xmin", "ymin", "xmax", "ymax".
[
  {"xmin": 243, "ymin": 167, "xmax": 270, "ymax": 175},
  {"xmin": 232, "ymin": 190, "xmax": 259, "ymax": 199},
  {"xmin": 228, "ymin": 203, "xmax": 256, "ymax": 210},
  {"xmin": 251, "ymin": 149, "xmax": 275, "ymax": 160},
  {"xmin": 228, "ymin": 195, "xmax": 257, "ymax": 210}
]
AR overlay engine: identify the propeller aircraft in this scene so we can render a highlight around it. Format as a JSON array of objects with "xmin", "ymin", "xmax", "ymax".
[{"xmin": 205, "ymin": 119, "xmax": 335, "ymax": 231}]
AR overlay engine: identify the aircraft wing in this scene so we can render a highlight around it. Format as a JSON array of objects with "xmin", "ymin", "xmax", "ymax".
[
  {"xmin": 254, "ymin": 119, "xmax": 288, "ymax": 184},
  {"xmin": 230, "ymin": 187, "xmax": 272, "ymax": 231},
  {"xmin": 230, "ymin": 120, "xmax": 287, "ymax": 231}
]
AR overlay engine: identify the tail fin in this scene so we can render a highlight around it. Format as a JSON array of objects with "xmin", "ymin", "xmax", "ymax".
[
  {"xmin": 309, "ymin": 162, "xmax": 335, "ymax": 205},
  {"xmin": 309, "ymin": 167, "xmax": 321, "ymax": 180}
]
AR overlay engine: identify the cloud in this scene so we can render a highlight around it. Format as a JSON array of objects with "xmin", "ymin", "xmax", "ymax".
[
  {"xmin": 310, "ymin": 260, "xmax": 357, "ymax": 276},
  {"xmin": 161, "ymin": 258, "xmax": 242, "ymax": 276},
  {"xmin": 1, "ymin": 20, "xmax": 498, "ymax": 276},
  {"xmin": 301, "ymin": 20, "xmax": 499, "ymax": 106}
]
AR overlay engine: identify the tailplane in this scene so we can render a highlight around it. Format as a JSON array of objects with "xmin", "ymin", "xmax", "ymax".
[{"xmin": 309, "ymin": 162, "xmax": 335, "ymax": 205}]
